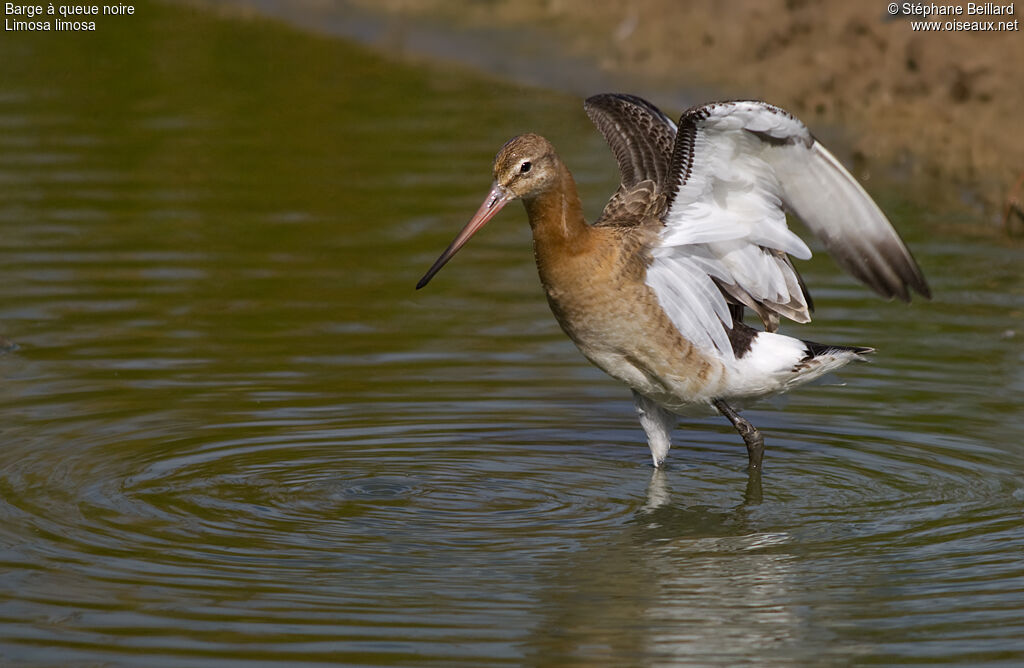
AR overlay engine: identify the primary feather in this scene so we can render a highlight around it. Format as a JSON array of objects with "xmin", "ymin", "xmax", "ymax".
[{"xmin": 584, "ymin": 94, "xmax": 929, "ymax": 362}]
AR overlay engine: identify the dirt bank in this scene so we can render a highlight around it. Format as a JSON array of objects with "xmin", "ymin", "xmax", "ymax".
[{"xmin": 351, "ymin": 0, "xmax": 1024, "ymax": 229}]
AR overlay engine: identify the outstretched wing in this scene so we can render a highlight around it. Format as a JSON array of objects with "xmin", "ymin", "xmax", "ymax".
[
  {"xmin": 647, "ymin": 100, "xmax": 930, "ymax": 360},
  {"xmin": 584, "ymin": 93, "xmax": 677, "ymax": 189},
  {"xmin": 584, "ymin": 94, "xmax": 676, "ymax": 226}
]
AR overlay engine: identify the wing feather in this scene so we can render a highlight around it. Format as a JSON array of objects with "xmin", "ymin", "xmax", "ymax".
[
  {"xmin": 644, "ymin": 100, "xmax": 929, "ymax": 359},
  {"xmin": 584, "ymin": 94, "xmax": 677, "ymax": 227},
  {"xmin": 647, "ymin": 248, "xmax": 734, "ymax": 355},
  {"xmin": 773, "ymin": 141, "xmax": 931, "ymax": 300},
  {"xmin": 584, "ymin": 93, "xmax": 676, "ymax": 190}
]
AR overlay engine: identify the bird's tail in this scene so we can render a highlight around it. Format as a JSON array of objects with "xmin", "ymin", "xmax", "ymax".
[{"xmin": 727, "ymin": 331, "xmax": 873, "ymax": 398}]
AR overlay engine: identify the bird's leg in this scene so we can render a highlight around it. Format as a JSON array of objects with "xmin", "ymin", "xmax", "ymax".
[
  {"xmin": 712, "ymin": 399, "xmax": 765, "ymax": 471},
  {"xmin": 633, "ymin": 391, "xmax": 676, "ymax": 467}
]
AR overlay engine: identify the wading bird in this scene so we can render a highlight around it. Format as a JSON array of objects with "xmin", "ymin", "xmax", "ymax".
[{"xmin": 416, "ymin": 94, "xmax": 929, "ymax": 470}]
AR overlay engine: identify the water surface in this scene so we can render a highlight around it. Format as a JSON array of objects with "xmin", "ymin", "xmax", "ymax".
[{"xmin": 0, "ymin": 4, "xmax": 1022, "ymax": 666}]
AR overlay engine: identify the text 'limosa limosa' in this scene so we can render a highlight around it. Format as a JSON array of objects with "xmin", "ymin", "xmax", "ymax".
[{"xmin": 416, "ymin": 94, "xmax": 930, "ymax": 471}]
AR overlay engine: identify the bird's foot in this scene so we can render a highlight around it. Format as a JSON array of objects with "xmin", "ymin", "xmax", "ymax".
[
  {"xmin": 741, "ymin": 425, "xmax": 765, "ymax": 472},
  {"xmin": 713, "ymin": 398, "xmax": 765, "ymax": 472}
]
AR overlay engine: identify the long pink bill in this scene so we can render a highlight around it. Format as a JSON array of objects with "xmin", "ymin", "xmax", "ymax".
[{"xmin": 416, "ymin": 183, "xmax": 511, "ymax": 289}]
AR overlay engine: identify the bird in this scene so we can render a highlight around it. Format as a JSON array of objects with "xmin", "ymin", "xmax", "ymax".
[{"xmin": 416, "ymin": 93, "xmax": 930, "ymax": 470}]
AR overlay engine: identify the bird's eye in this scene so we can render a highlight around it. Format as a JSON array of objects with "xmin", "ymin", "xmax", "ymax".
[{"xmin": 519, "ymin": 161, "xmax": 532, "ymax": 174}]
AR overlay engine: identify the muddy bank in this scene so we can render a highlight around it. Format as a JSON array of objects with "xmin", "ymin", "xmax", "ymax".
[{"xmin": 192, "ymin": 0, "xmax": 1024, "ymax": 228}]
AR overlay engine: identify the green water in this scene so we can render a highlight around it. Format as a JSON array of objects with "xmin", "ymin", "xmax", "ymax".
[{"xmin": 0, "ymin": 4, "xmax": 1022, "ymax": 666}]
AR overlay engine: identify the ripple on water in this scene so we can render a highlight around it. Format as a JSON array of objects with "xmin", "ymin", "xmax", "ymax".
[
  {"xmin": 0, "ymin": 405, "xmax": 631, "ymax": 663},
  {"xmin": 1, "ymin": 403, "xmax": 639, "ymax": 582},
  {"xmin": 591, "ymin": 412, "xmax": 1024, "ymax": 664},
  {"xmin": 1, "ymin": 392, "xmax": 1023, "ymax": 665}
]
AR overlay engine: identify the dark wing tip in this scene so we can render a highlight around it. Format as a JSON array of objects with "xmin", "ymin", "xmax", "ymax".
[
  {"xmin": 585, "ymin": 92, "xmax": 667, "ymax": 116},
  {"xmin": 857, "ymin": 261, "xmax": 931, "ymax": 303},
  {"xmin": 584, "ymin": 93, "xmax": 626, "ymax": 120},
  {"xmin": 583, "ymin": 92, "xmax": 677, "ymax": 198},
  {"xmin": 905, "ymin": 258, "xmax": 933, "ymax": 301},
  {"xmin": 894, "ymin": 271, "xmax": 932, "ymax": 302},
  {"xmin": 584, "ymin": 93, "xmax": 674, "ymax": 135},
  {"xmin": 878, "ymin": 241, "xmax": 932, "ymax": 302}
]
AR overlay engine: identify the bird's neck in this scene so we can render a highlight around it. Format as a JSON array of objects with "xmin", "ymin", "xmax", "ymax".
[{"xmin": 522, "ymin": 162, "xmax": 590, "ymax": 261}]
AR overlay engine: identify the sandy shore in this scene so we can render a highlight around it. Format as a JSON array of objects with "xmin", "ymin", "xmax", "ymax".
[
  {"xmin": 192, "ymin": 0, "xmax": 1023, "ymax": 230},
  {"xmin": 346, "ymin": 0, "xmax": 1023, "ymax": 231}
]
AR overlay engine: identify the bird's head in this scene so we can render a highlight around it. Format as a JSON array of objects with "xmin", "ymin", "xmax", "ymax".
[{"xmin": 416, "ymin": 133, "xmax": 559, "ymax": 289}]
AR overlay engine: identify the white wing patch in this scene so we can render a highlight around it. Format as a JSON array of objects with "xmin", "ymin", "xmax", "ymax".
[
  {"xmin": 647, "ymin": 102, "xmax": 816, "ymax": 362},
  {"xmin": 647, "ymin": 245, "xmax": 734, "ymax": 356},
  {"xmin": 579, "ymin": 95, "xmax": 928, "ymax": 372}
]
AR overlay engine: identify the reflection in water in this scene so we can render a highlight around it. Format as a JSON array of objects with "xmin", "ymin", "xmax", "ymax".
[
  {"xmin": 635, "ymin": 472, "xmax": 801, "ymax": 663},
  {"xmin": 529, "ymin": 457, "xmax": 1024, "ymax": 665},
  {"xmin": 528, "ymin": 471, "xmax": 804, "ymax": 665}
]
